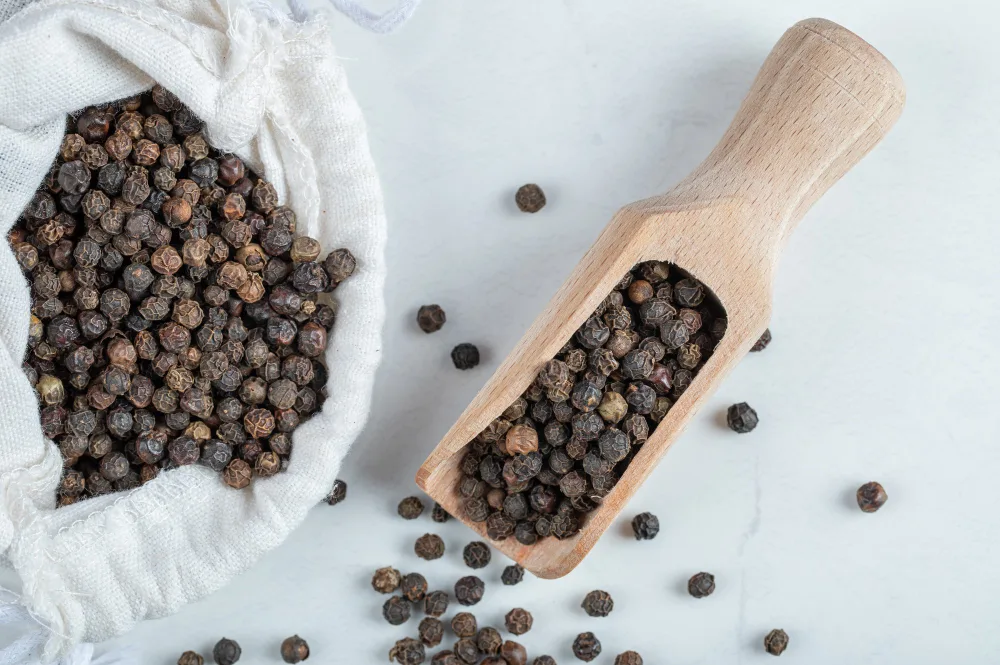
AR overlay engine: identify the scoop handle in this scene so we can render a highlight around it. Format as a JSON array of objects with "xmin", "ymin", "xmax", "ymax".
[{"xmin": 664, "ymin": 18, "xmax": 905, "ymax": 242}]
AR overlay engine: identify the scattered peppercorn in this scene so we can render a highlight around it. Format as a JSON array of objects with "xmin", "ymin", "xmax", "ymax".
[
  {"xmin": 533, "ymin": 657, "xmax": 556, "ymax": 665},
  {"xmin": 501, "ymin": 641, "xmax": 527, "ymax": 665},
  {"xmin": 501, "ymin": 564, "xmax": 524, "ymax": 586},
  {"xmin": 614, "ymin": 651, "xmax": 643, "ymax": 665},
  {"xmin": 477, "ymin": 627, "xmax": 503, "ymax": 655},
  {"xmin": 420, "ymin": 617, "xmax": 445, "ymax": 648},
  {"xmin": 515, "ymin": 184, "xmax": 546, "ymax": 213},
  {"xmin": 15, "ymin": 89, "xmax": 349, "ymax": 497},
  {"xmin": 451, "ymin": 343, "xmax": 480, "ymax": 370},
  {"xmin": 454, "ymin": 576, "xmax": 485, "ymax": 606},
  {"xmin": 401, "ymin": 572, "xmax": 428, "ymax": 602},
  {"xmin": 688, "ymin": 572, "xmax": 716, "ymax": 598},
  {"xmin": 178, "ymin": 652, "xmax": 204, "ymax": 665},
  {"xmin": 504, "ymin": 608, "xmax": 533, "ymax": 635},
  {"xmin": 455, "ymin": 262, "xmax": 723, "ymax": 543},
  {"xmin": 751, "ymin": 328, "xmax": 772, "ymax": 352},
  {"xmin": 764, "ymin": 629, "xmax": 789, "ymax": 656},
  {"xmin": 857, "ymin": 481, "xmax": 888, "ymax": 513},
  {"xmin": 451, "ymin": 612, "xmax": 478, "ymax": 638},
  {"xmin": 462, "ymin": 541, "xmax": 491, "ymax": 569},
  {"xmin": 279, "ymin": 635, "xmax": 309, "ymax": 663},
  {"xmin": 424, "ymin": 590, "xmax": 450, "ymax": 617},
  {"xmin": 212, "ymin": 638, "xmax": 241, "ymax": 665},
  {"xmin": 325, "ymin": 479, "xmax": 347, "ymax": 505},
  {"xmin": 389, "ymin": 638, "xmax": 425, "ymax": 665},
  {"xmin": 382, "ymin": 596, "xmax": 411, "ymax": 625},
  {"xmin": 399, "ymin": 496, "xmax": 425, "ymax": 519},
  {"xmin": 431, "ymin": 502, "xmax": 450, "ymax": 523},
  {"xmin": 417, "ymin": 305, "xmax": 446, "ymax": 333},
  {"xmin": 372, "ymin": 566, "xmax": 402, "ymax": 594},
  {"xmin": 727, "ymin": 402, "xmax": 758, "ymax": 433},
  {"xmin": 572, "ymin": 633, "xmax": 601, "ymax": 662},
  {"xmin": 631, "ymin": 512, "xmax": 660, "ymax": 540},
  {"xmin": 581, "ymin": 590, "xmax": 614, "ymax": 617},
  {"xmin": 415, "ymin": 533, "xmax": 446, "ymax": 560}
]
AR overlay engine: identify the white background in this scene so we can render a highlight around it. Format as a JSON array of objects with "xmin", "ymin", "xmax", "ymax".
[{"xmin": 99, "ymin": 0, "xmax": 1000, "ymax": 663}]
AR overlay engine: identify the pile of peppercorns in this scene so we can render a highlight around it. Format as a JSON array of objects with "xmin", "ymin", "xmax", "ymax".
[
  {"xmin": 379, "ymin": 495, "xmax": 647, "ymax": 665},
  {"xmin": 453, "ymin": 261, "xmax": 725, "ymax": 545},
  {"xmin": 10, "ymin": 86, "xmax": 356, "ymax": 503}
]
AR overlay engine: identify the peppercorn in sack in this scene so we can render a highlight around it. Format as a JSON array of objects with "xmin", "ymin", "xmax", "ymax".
[{"xmin": 0, "ymin": 0, "xmax": 386, "ymax": 660}]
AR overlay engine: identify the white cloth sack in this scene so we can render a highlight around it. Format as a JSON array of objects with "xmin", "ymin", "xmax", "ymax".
[{"xmin": 0, "ymin": 0, "xmax": 386, "ymax": 660}]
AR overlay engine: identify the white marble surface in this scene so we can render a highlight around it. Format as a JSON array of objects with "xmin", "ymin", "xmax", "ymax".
[{"xmin": 93, "ymin": 1, "xmax": 1000, "ymax": 663}]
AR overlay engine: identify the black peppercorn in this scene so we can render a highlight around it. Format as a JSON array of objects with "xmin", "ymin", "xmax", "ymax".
[
  {"xmin": 389, "ymin": 638, "xmax": 425, "ymax": 665},
  {"xmin": 451, "ymin": 343, "xmax": 480, "ymax": 370},
  {"xmin": 415, "ymin": 533, "xmax": 446, "ymax": 560},
  {"xmin": 423, "ymin": 590, "xmax": 449, "ymax": 617},
  {"xmin": 454, "ymin": 576, "xmax": 485, "ymax": 606},
  {"xmin": 462, "ymin": 541, "xmax": 491, "ymax": 569},
  {"xmin": 751, "ymin": 328, "xmax": 771, "ymax": 352},
  {"xmin": 401, "ymin": 572, "xmax": 428, "ymax": 602},
  {"xmin": 581, "ymin": 590, "xmax": 614, "ymax": 617},
  {"xmin": 631, "ymin": 512, "xmax": 659, "ymax": 540},
  {"xmin": 212, "ymin": 638, "xmax": 241, "ymax": 665},
  {"xmin": 279, "ymin": 636, "xmax": 309, "ymax": 664},
  {"xmin": 515, "ymin": 184, "xmax": 546, "ymax": 213},
  {"xmin": 372, "ymin": 567, "xmax": 401, "ymax": 594},
  {"xmin": 726, "ymin": 402, "xmax": 758, "ymax": 433},
  {"xmin": 614, "ymin": 651, "xmax": 643, "ymax": 665},
  {"xmin": 572, "ymin": 633, "xmax": 601, "ymax": 662},
  {"xmin": 417, "ymin": 304, "xmax": 446, "ymax": 333},
  {"xmin": 688, "ymin": 572, "xmax": 715, "ymax": 598},
  {"xmin": 324, "ymin": 479, "xmax": 347, "ymax": 505},
  {"xmin": 504, "ymin": 608, "xmax": 533, "ymax": 635},
  {"xmin": 398, "ymin": 496, "xmax": 425, "ymax": 519},
  {"xmin": 857, "ymin": 481, "xmax": 888, "ymax": 513},
  {"xmin": 764, "ymin": 629, "xmax": 789, "ymax": 656}
]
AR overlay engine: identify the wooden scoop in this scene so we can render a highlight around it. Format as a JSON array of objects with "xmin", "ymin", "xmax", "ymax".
[{"xmin": 416, "ymin": 18, "xmax": 905, "ymax": 579}]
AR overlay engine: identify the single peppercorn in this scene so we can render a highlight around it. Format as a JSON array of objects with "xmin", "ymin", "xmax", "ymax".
[
  {"xmin": 401, "ymin": 572, "xmax": 428, "ymax": 602},
  {"xmin": 417, "ymin": 305, "xmax": 446, "ymax": 333},
  {"xmin": 424, "ymin": 589, "xmax": 449, "ymax": 617},
  {"xmin": 764, "ymin": 629, "xmax": 789, "ymax": 656},
  {"xmin": 614, "ymin": 651, "xmax": 643, "ymax": 665},
  {"xmin": 581, "ymin": 590, "xmax": 614, "ymax": 617},
  {"xmin": 515, "ymin": 184, "xmax": 546, "ymax": 213},
  {"xmin": 398, "ymin": 496, "xmax": 425, "ymax": 519},
  {"xmin": 390, "ymin": 638, "xmax": 425, "ymax": 665},
  {"xmin": 688, "ymin": 572, "xmax": 716, "ymax": 598},
  {"xmin": 415, "ymin": 533, "xmax": 446, "ymax": 560},
  {"xmin": 727, "ymin": 402, "xmax": 758, "ymax": 433},
  {"xmin": 178, "ymin": 651, "xmax": 204, "ymax": 665},
  {"xmin": 383, "ymin": 595, "xmax": 411, "ymax": 625},
  {"xmin": 631, "ymin": 512, "xmax": 659, "ymax": 540},
  {"xmin": 572, "ymin": 633, "xmax": 601, "ymax": 662},
  {"xmin": 451, "ymin": 343, "xmax": 481, "ymax": 370},
  {"xmin": 431, "ymin": 502, "xmax": 449, "ymax": 522},
  {"xmin": 463, "ymin": 541, "xmax": 491, "ymax": 569},
  {"xmin": 751, "ymin": 328, "xmax": 772, "ymax": 352},
  {"xmin": 857, "ymin": 481, "xmax": 888, "ymax": 513},
  {"xmin": 324, "ymin": 479, "xmax": 347, "ymax": 505},
  {"xmin": 372, "ymin": 566, "xmax": 402, "ymax": 594},
  {"xmin": 533, "ymin": 657, "xmax": 556, "ymax": 665},
  {"xmin": 212, "ymin": 638, "xmax": 241, "ymax": 665},
  {"xmin": 501, "ymin": 564, "xmax": 525, "ymax": 586},
  {"xmin": 454, "ymin": 576, "xmax": 485, "ymax": 606},
  {"xmin": 419, "ymin": 617, "xmax": 445, "ymax": 648},
  {"xmin": 447, "ymin": 611, "xmax": 477, "ymax": 638},
  {"xmin": 279, "ymin": 636, "xmax": 309, "ymax": 664},
  {"xmin": 477, "ymin": 627, "xmax": 502, "ymax": 656},
  {"xmin": 504, "ymin": 608, "xmax": 533, "ymax": 635}
]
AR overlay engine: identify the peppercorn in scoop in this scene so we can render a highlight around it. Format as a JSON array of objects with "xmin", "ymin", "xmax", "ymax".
[
  {"xmin": 13, "ymin": 86, "xmax": 356, "ymax": 503},
  {"xmin": 455, "ymin": 262, "xmax": 724, "ymax": 544}
]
